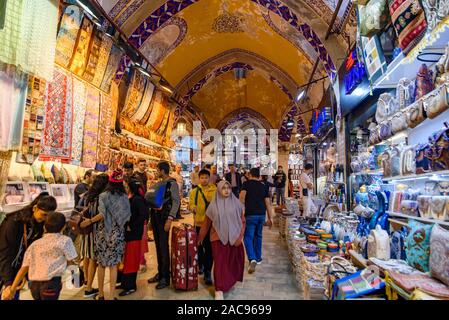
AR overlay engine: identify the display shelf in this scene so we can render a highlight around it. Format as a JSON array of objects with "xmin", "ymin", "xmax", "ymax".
[
  {"xmin": 382, "ymin": 170, "xmax": 449, "ymax": 182},
  {"xmin": 372, "ymin": 25, "xmax": 449, "ymax": 89},
  {"xmin": 387, "ymin": 211, "xmax": 449, "ymax": 227},
  {"xmin": 388, "ymin": 218, "xmax": 410, "ymax": 228}
]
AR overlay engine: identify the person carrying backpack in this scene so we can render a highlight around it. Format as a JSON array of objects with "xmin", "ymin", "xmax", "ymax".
[
  {"xmin": 145, "ymin": 161, "xmax": 180, "ymax": 290},
  {"xmin": 189, "ymin": 169, "xmax": 216, "ymax": 286}
]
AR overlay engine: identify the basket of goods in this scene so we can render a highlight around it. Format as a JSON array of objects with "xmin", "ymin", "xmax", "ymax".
[
  {"xmin": 308, "ymin": 235, "xmax": 320, "ymax": 243},
  {"xmin": 317, "ymin": 240, "xmax": 328, "ymax": 253},
  {"xmin": 321, "ymin": 233, "xmax": 333, "ymax": 240},
  {"xmin": 327, "ymin": 242, "xmax": 339, "ymax": 253},
  {"xmin": 315, "ymin": 229, "xmax": 326, "ymax": 235}
]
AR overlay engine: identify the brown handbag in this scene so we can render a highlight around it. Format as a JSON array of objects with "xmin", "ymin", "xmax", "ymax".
[
  {"xmin": 405, "ymin": 99, "xmax": 426, "ymax": 128},
  {"xmin": 430, "ymin": 196, "xmax": 448, "ymax": 220},
  {"xmin": 423, "ymin": 84, "xmax": 449, "ymax": 119},
  {"xmin": 67, "ymin": 205, "xmax": 93, "ymax": 235}
]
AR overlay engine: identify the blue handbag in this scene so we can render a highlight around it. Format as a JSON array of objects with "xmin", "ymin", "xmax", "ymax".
[{"xmin": 145, "ymin": 180, "xmax": 171, "ymax": 209}]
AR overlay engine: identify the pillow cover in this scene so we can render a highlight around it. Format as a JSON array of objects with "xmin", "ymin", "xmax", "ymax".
[
  {"xmin": 405, "ymin": 220, "xmax": 432, "ymax": 272},
  {"xmin": 429, "ymin": 224, "xmax": 449, "ymax": 286}
]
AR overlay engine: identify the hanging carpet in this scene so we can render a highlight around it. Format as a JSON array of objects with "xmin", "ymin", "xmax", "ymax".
[
  {"xmin": 131, "ymin": 77, "xmax": 155, "ymax": 122},
  {"xmin": 70, "ymin": 16, "xmax": 94, "ymax": 77},
  {"xmin": 71, "ymin": 77, "xmax": 87, "ymax": 165},
  {"xmin": 54, "ymin": 5, "xmax": 83, "ymax": 68},
  {"xmin": 82, "ymin": 29, "xmax": 102, "ymax": 83},
  {"xmin": 81, "ymin": 85, "xmax": 100, "ymax": 168},
  {"xmin": 92, "ymin": 33, "xmax": 113, "ymax": 88}
]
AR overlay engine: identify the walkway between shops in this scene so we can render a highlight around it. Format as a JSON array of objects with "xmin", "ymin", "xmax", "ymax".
[{"xmin": 20, "ymin": 214, "xmax": 307, "ymax": 300}]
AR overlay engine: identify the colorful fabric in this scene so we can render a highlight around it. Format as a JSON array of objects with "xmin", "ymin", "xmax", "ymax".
[
  {"xmin": 82, "ymin": 29, "xmax": 102, "ymax": 83},
  {"xmin": 55, "ymin": 5, "xmax": 83, "ymax": 68},
  {"xmin": 123, "ymin": 70, "xmax": 145, "ymax": 118},
  {"xmin": 0, "ymin": 63, "xmax": 28, "ymax": 152},
  {"xmin": 145, "ymin": 90, "xmax": 165, "ymax": 131},
  {"xmin": 156, "ymin": 108, "xmax": 171, "ymax": 136},
  {"xmin": 389, "ymin": 0, "xmax": 428, "ymax": 55},
  {"xmin": 70, "ymin": 17, "xmax": 94, "ymax": 77},
  {"xmin": 91, "ymin": 34, "xmax": 113, "ymax": 88},
  {"xmin": 98, "ymin": 92, "xmax": 114, "ymax": 147},
  {"xmin": 429, "ymin": 225, "xmax": 449, "ymax": 286},
  {"xmin": 211, "ymin": 240, "xmax": 244, "ymax": 293},
  {"xmin": 40, "ymin": 66, "xmax": 73, "ymax": 161},
  {"xmin": 405, "ymin": 220, "xmax": 433, "ymax": 272},
  {"xmin": 95, "ymin": 145, "xmax": 111, "ymax": 172},
  {"xmin": 110, "ymin": 81, "xmax": 119, "ymax": 131},
  {"xmin": 165, "ymin": 110, "xmax": 175, "ymax": 140},
  {"xmin": 19, "ymin": 75, "xmax": 46, "ymax": 163},
  {"xmin": 389, "ymin": 271, "xmax": 449, "ymax": 298},
  {"xmin": 100, "ymin": 45, "xmax": 122, "ymax": 93},
  {"xmin": 71, "ymin": 77, "xmax": 87, "ymax": 165},
  {"xmin": 81, "ymin": 85, "xmax": 100, "ymax": 168},
  {"xmin": 130, "ymin": 78, "xmax": 155, "ymax": 122}
]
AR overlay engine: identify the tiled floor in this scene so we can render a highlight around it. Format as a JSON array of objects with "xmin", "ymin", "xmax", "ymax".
[{"xmin": 19, "ymin": 214, "xmax": 306, "ymax": 300}]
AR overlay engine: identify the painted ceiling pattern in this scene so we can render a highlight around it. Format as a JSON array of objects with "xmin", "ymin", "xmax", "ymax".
[{"xmin": 217, "ymin": 108, "xmax": 272, "ymax": 131}]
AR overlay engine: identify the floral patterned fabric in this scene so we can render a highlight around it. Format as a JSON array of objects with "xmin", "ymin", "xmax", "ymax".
[
  {"xmin": 405, "ymin": 220, "xmax": 433, "ymax": 272},
  {"xmin": 40, "ymin": 66, "xmax": 73, "ymax": 162},
  {"xmin": 81, "ymin": 85, "xmax": 100, "ymax": 168},
  {"xmin": 71, "ymin": 78, "xmax": 87, "ymax": 165},
  {"xmin": 70, "ymin": 17, "xmax": 94, "ymax": 77},
  {"xmin": 100, "ymin": 45, "xmax": 122, "ymax": 93},
  {"xmin": 130, "ymin": 78, "xmax": 155, "ymax": 122},
  {"xmin": 82, "ymin": 29, "xmax": 102, "ymax": 83},
  {"xmin": 55, "ymin": 5, "xmax": 83, "ymax": 68},
  {"xmin": 91, "ymin": 34, "xmax": 113, "ymax": 88},
  {"xmin": 429, "ymin": 224, "xmax": 449, "ymax": 286},
  {"xmin": 123, "ymin": 70, "xmax": 145, "ymax": 118}
]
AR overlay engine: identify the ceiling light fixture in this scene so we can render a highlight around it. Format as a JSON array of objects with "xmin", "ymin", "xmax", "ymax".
[
  {"xmin": 296, "ymin": 89, "xmax": 305, "ymax": 102},
  {"xmin": 159, "ymin": 79, "xmax": 173, "ymax": 94}
]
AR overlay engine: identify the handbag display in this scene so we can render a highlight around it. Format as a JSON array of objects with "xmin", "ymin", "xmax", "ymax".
[
  {"xmin": 397, "ymin": 78, "xmax": 415, "ymax": 110},
  {"xmin": 376, "ymin": 93, "xmax": 398, "ymax": 123},
  {"xmin": 400, "ymin": 200, "xmax": 419, "ymax": 217},
  {"xmin": 390, "ymin": 146, "xmax": 402, "ymax": 177},
  {"xmin": 429, "ymin": 225, "xmax": 449, "ymax": 286},
  {"xmin": 405, "ymin": 99, "xmax": 426, "ymax": 128},
  {"xmin": 430, "ymin": 196, "xmax": 448, "ymax": 220},
  {"xmin": 369, "ymin": 123, "xmax": 381, "ymax": 145},
  {"xmin": 381, "ymin": 149, "xmax": 392, "ymax": 177},
  {"xmin": 423, "ymin": 84, "xmax": 449, "ymax": 119},
  {"xmin": 400, "ymin": 145, "xmax": 416, "ymax": 175},
  {"xmin": 415, "ymin": 143, "xmax": 432, "ymax": 174},
  {"xmin": 427, "ymin": 123, "xmax": 449, "ymax": 171},
  {"xmin": 421, "ymin": 0, "xmax": 449, "ymax": 31},
  {"xmin": 417, "ymin": 195, "xmax": 432, "ymax": 218},
  {"xmin": 367, "ymin": 224, "xmax": 391, "ymax": 260},
  {"xmin": 391, "ymin": 112, "xmax": 408, "ymax": 134},
  {"xmin": 379, "ymin": 120, "xmax": 393, "ymax": 140},
  {"xmin": 435, "ymin": 45, "xmax": 449, "ymax": 87},
  {"xmin": 358, "ymin": 0, "xmax": 389, "ymax": 37},
  {"xmin": 415, "ymin": 64, "xmax": 434, "ymax": 100}
]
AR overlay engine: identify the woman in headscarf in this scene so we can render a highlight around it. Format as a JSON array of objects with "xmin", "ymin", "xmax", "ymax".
[
  {"xmin": 118, "ymin": 176, "xmax": 147, "ymax": 296},
  {"xmin": 82, "ymin": 169, "xmax": 131, "ymax": 300},
  {"xmin": 198, "ymin": 180, "xmax": 246, "ymax": 300}
]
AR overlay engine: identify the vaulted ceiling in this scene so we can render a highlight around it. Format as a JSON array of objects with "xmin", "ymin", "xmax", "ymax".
[{"xmin": 99, "ymin": 0, "xmax": 354, "ymax": 140}]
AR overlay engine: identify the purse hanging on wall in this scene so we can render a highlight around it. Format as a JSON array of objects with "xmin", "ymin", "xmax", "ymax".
[
  {"xmin": 376, "ymin": 93, "xmax": 398, "ymax": 123},
  {"xmin": 415, "ymin": 64, "xmax": 435, "ymax": 100},
  {"xmin": 391, "ymin": 112, "xmax": 408, "ymax": 134},
  {"xmin": 427, "ymin": 123, "xmax": 449, "ymax": 171}
]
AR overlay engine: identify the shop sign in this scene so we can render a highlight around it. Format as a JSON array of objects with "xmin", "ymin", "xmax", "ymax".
[{"xmin": 310, "ymin": 107, "xmax": 333, "ymax": 137}]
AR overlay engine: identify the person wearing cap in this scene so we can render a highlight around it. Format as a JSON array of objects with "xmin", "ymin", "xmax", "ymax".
[{"xmin": 81, "ymin": 169, "xmax": 131, "ymax": 300}]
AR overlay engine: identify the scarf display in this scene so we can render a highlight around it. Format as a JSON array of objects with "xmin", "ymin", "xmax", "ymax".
[
  {"xmin": 19, "ymin": 75, "xmax": 46, "ymax": 163},
  {"xmin": 82, "ymin": 29, "xmax": 102, "ymax": 83},
  {"xmin": 165, "ymin": 110, "xmax": 175, "ymax": 140},
  {"xmin": 40, "ymin": 66, "xmax": 73, "ymax": 162},
  {"xmin": 81, "ymin": 85, "xmax": 100, "ymax": 168},
  {"xmin": 0, "ymin": 64, "xmax": 28, "ymax": 152},
  {"xmin": 70, "ymin": 16, "xmax": 94, "ymax": 77},
  {"xmin": 206, "ymin": 181, "xmax": 244, "ymax": 246},
  {"xmin": 130, "ymin": 78, "xmax": 155, "ymax": 122},
  {"xmin": 123, "ymin": 70, "xmax": 145, "ymax": 118},
  {"xmin": 91, "ymin": 34, "xmax": 113, "ymax": 88},
  {"xmin": 0, "ymin": 0, "xmax": 58, "ymax": 81},
  {"xmin": 145, "ymin": 90, "xmax": 166, "ymax": 131},
  {"xmin": 54, "ymin": 5, "xmax": 83, "ymax": 68},
  {"xmin": 71, "ymin": 77, "xmax": 87, "ymax": 165},
  {"xmin": 110, "ymin": 81, "xmax": 119, "ymax": 131},
  {"xmin": 96, "ymin": 92, "xmax": 114, "ymax": 169},
  {"xmin": 100, "ymin": 45, "xmax": 123, "ymax": 93},
  {"xmin": 156, "ymin": 108, "xmax": 171, "ymax": 136}
]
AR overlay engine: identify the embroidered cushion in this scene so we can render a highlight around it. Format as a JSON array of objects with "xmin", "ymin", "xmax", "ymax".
[
  {"xmin": 429, "ymin": 224, "xmax": 449, "ymax": 286},
  {"xmin": 358, "ymin": 0, "xmax": 390, "ymax": 37},
  {"xmin": 421, "ymin": 0, "xmax": 449, "ymax": 31},
  {"xmin": 405, "ymin": 220, "xmax": 432, "ymax": 272}
]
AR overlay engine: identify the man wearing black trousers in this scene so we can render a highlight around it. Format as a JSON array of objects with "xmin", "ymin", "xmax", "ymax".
[
  {"xmin": 146, "ymin": 161, "xmax": 180, "ymax": 289},
  {"xmin": 225, "ymin": 164, "xmax": 242, "ymax": 198}
]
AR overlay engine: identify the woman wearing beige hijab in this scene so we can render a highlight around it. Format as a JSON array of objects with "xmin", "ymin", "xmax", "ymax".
[{"xmin": 198, "ymin": 181, "xmax": 246, "ymax": 300}]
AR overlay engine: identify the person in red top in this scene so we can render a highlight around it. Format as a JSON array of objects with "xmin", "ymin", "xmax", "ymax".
[{"xmin": 198, "ymin": 180, "xmax": 246, "ymax": 300}]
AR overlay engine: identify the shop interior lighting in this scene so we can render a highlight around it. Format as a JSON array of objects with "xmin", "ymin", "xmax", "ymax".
[
  {"xmin": 159, "ymin": 79, "xmax": 174, "ymax": 94},
  {"xmin": 76, "ymin": 0, "xmax": 99, "ymax": 19},
  {"xmin": 296, "ymin": 89, "xmax": 305, "ymax": 102}
]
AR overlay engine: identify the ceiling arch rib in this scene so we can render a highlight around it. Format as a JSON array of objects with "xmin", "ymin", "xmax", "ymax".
[{"xmin": 217, "ymin": 108, "xmax": 272, "ymax": 132}]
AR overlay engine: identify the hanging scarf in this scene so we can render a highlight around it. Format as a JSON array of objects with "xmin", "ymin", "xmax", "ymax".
[
  {"xmin": 81, "ymin": 85, "xmax": 100, "ymax": 168},
  {"xmin": 82, "ymin": 29, "xmax": 102, "ymax": 82},
  {"xmin": 71, "ymin": 77, "xmax": 87, "ymax": 165},
  {"xmin": 70, "ymin": 16, "xmax": 94, "ymax": 77},
  {"xmin": 55, "ymin": 5, "xmax": 83, "ymax": 68},
  {"xmin": 206, "ymin": 181, "xmax": 243, "ymax": 246},
  {"xmin": 100, "ymin": 45, "xmax": 122, "ymax": 93},
  {"xmin": 130, "ymin": 77, "xmax": 155, "ymax": 122},
  {"xmin": 91, "ymin": 34, "xmax": 113, "ymax": 88}
]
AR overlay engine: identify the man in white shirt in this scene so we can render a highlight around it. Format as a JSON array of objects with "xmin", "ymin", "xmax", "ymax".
[
  {"xmin": 170, "ymin": 164, "xmax": 184, "ymax": 219},
  {"xmin": 190, "ymin": 165, "xmax": 200, "ymax": 189},
  {"xmin": 300, "ymin": 163, "xmax": 317, "ymax": 217}
]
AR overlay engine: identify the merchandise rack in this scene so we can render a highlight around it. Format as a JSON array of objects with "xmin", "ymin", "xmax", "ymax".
[
  {"xmin": 386, "ymin": 211, "xmax": 449, "ymax": 228},
  {"xmin": 382, "ymin": 170, "xmax": 449, "ymax": 182}
]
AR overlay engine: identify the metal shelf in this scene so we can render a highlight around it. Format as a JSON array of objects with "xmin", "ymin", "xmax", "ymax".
[
  {"xmin": 382, "ymin": 170, "xmax": 449, "ymax": 182},
  {"xmin": 387, "ymin": 211, "xmax": 449, "ymax": 227},
  {"xmin": 351, "ymin": 169, "xmax": 383, "ymax": 176}
]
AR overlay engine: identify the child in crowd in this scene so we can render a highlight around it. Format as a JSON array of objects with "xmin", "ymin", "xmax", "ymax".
[{"xmin": 5, "ymin": 212, "xmax": 77, "ymax": 300}]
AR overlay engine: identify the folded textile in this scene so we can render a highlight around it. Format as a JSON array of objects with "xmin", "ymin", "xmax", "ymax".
[{"xmin": 389, "ymin": 270, "xmax": 449, "ymax": 298}]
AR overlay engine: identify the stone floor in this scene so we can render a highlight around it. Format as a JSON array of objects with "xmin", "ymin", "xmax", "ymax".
[{"xmin": 19, "ymin": 213, "xmax": 308, "ymax": 300}]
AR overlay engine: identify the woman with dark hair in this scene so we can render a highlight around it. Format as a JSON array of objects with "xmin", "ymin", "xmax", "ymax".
[
  {"xmin": 0, "ymin": 194, "xmax": 57, "ymax": 300},
  {"xmin": 78, "ymin": 173, "xmax": 108, "ymax": 298},
  {"xmin": 119, "ymin": 177, "xmax": 148, "ymax": 296},
  {"xmin": 81, "ymin": 169, "xmax": 131, "ymax": 300}
]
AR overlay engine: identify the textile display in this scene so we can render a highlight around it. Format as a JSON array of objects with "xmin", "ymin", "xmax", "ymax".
[
  {"xmin": 388, "ymin": 0, "xmax": 428, "ymax": 55},
  {"xmin": 95, "ymin": 145, "xmax": 111, "ymax": 172},
  {"xmin": 0, "ymin": 63, "xmax": 28, "ymax": 152},
  {"xmin": 40, "ymin": 67, "xmax": 73, "ymax": 161},
  {"xmin": 388, "ymin": 271, "xmax": 449, "ymax": 298},
  {"xmin": 100, "ymin": 45, "xmax": 122, "ymax": 93},
  {"xmin": 82, "ymin": 29, "xmax": 102, "ymax": 83},
  {"xmin": 71, "ymin": 77, "xmax": 87, "ymax": 165},
  {"xmin": 156, "ymin": 109, "xmax": 171, "ymax": 136},
  {"xmin": 91, "ymin": 34, "xmax": 113, "ymax": 88},
  {"xmin": 130, "ymin": 78, "xmax": 155, "ymax": 122},
  {"xmin": 108, "ymin": 149, "xmax": 124, "ymax": 172},
  {"xmin": 429, "ymin": 225, "xmax": 449, "ymax": 286},
  {"xmin": 405, "ymin": 220, "xmax": 433, "ymax": 272},
  {"xmin": 0, "ymin": 151, "xmax": 13, "ymax": 202},
  {"xmin": 54, "ymin": 5, "xmax": 83, "ymax": 68},
  {"xmin": 110, "ymin": 81, "xmax": 119, "ymax": 132},
  {"xmin": 18, "ymin": 76, "xmax": 46, "ymax": 164},
  {"xmin": 96, "ymin": 92, "xmax": 114, "ymax": 171},
  {"xmin": 165, "ymin": 110, "xmax": 175, "ymax": 140},
  {"xmin": 81, "ymin": 85, "xmax": 100, "ymax": 168},
  {"xmin": 140, "ymin": 94, "xmax": 154, "ymax": 126},
  {"xmin": 0, "ymin": 0, "xmax": 58, "ymax": 81},
  {"xmin": 0, "ymin": 0, "xmax": 6, "ymax": 30},
  {"xmin": 145, "ymin": 90, "xmax": 166, "ymax": 131},
  {"xmin": 69, "ymin": 17, "xmax": 94, "ymax": 77},
  {"xmin": 123, "ymin": 70, "xmax": 145, "ymax": 118}
]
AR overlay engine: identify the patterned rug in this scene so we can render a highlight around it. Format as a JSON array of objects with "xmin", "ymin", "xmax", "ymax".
[
  {"xmin": 71, "ymin": 77, "xmax": 87, "ymax": 165},
  {"xmin": 98, "ymin": 92, "xmax": 113, "ymax": 149},
  {"xmin": 70, "ymin": 17, "xmax": 94, "ymax": 77},
  {"xmin": 82, "ymin": 29, "xmax": 102, "ymax": 83},
  {"xmin": 123, "ymin": 70, "xmax": 145, "ymax": 118},
  {"xmin": 40, "ymin": 67, "xmax": 73, "ymax": 162},
  {"xmin": 92, "ymin": 34, "xmax": 113, "ymax": 88},
  {"xmin": 100, "ymin": 45, "xmax": 123, "ymax": 93},
  {"xmin": 145, "ymin": 90, "xmax": 164, "ymax": 131},
  {"xmin": 130, "ymin": 77, "xmax": 155, "ymax": 122},
  {"xmin": 110, "ymin": 81, "xmax": 120, "ymax": 132},
  {"xmin": 81, "ymin": 85, "xmax": 100, "ymax": 168},
  {"xmin": 156, "ymin": 108, "xmax": 171, "ymax": 136},
  {"xmin": 55, "ymin": 5, "xmax": 83, "ymax": 68}
]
